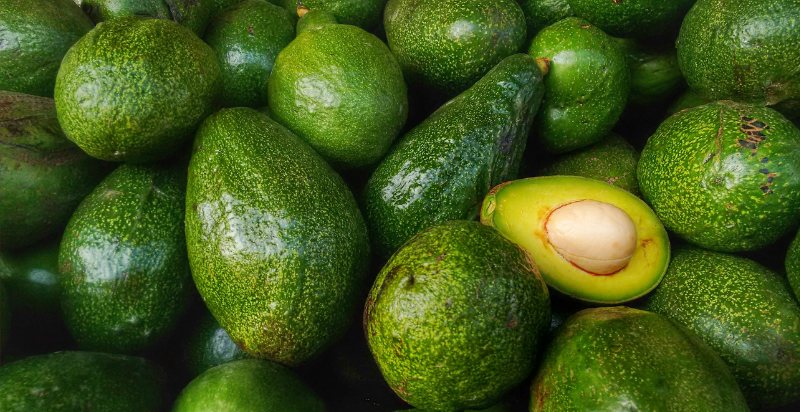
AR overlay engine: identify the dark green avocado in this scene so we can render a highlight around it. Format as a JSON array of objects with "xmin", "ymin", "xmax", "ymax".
[
  {"xmin": 786, "ymin": 229, "xmax": 800, "ymax": 301},
  {"xmin": 0, "ymin": 239, "xmax": 60, "ymax": 317},
  {"xmin": 616, "ymin": 38, "xmax": 685, "ymax": 106},
  {"xmin": 568, "ymin": 0, "xmax": 695, "ymax": 38},
  {"xmin": 280, "ymin": 0, "xmax": 384, "ymax": 29},
  {"xmin": 80, "ymin": 0, "xmax": 214, "ymax": 35},
  {"xmin": 517, "ymin": 0, "xmax": 573, "ymax": 37},
  {"xmin": 183, "ymin": 310, "xmax": 250, "ymax": 377}
]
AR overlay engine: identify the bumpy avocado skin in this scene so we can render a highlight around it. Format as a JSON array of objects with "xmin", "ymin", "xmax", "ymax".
[
  {"xmin": 384, "ymin": 0, "xmax": 527, "ymax": 96},
  {"xmin": 59, "ymin": 163, "xmax": 192, "ymax": 353},
  {"xmin": 644, "ymin": 247, "xmax": 800, "ymax": 409},
  {"xmin": 517, "ymin": 0, "xmax": 573, "ymax": 37},
  {"xmin": 568, "ymin": 0, "xmax": 695, "ymax": 38},
  {"xmin": 677, "ymin": 0, "xmax": 800, "ymax": 107},
  {"xmin": 0, "ymin": 351, "xmax": 165, "ymax": 411},
  {"xmin": 529, "ymin": 17, "xmax": 630, "ymax": 153},
  {"xmin": 365, "ymin": 221, "xmax": 551, "ymax": 411},
  {"xmin": 616, "ymin": 38, "xmax": 685, "ymax": 106},
  {"xmin": 183, "ymin": 311, "xmax": 250, "ymax": 377},
  {"xmin": 365, "ymin": 54, "xmax": 544, "ymax": 259},
  {"xmin": 55, "ymin": 17, "xmax": 221, "ymax": 163},
  {"xmin": 786, "ymin": 229, "xmax": 800, "ymax": 301},
  {"xmin": 531, "ymin": 306, "xmax": 748, "ymax": 411},
  {"xmin": 185, "ymin": 108, "xmax": 369, "ymax": 365},
  {"xmin": 280, "ymin": 0, "xmax": 384, "ymax": 29},
  {"xmin": 638, "ymin": 101, "xmax": 800, "ymax": 252},
  {"xmin": 0, "ymin": 0, "xmax": 93, "ymax": 97}
]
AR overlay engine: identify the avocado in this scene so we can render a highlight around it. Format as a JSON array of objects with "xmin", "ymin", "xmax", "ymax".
[
  {"xmin": 267, "ymin": 22, "xmax": 407, "ymax": 169},
  {"xmin": 677, "ymin": 0, "xmax": 800, "ymax": 107},
  {"xmin": 212, "ymin": 0, "xmax": 247, "ymax": 13},
  {"xmin": 481, "ymin": 176, "xmax": 669, "ymax": 304},
  {"xmin": 279, "ymin": 0, "xmax": 384, "ymax": 29},
  {"xmin": 616, "ymin": 38, "xmax": 685, "ymax": 106},
  {"xmin": 529, "ymin": 17, "xmax": 630, "ymax": 153},
  {"xmin": 59, "ymin": 163, "xmax": 192, "ymax": 354},
  {"xmin": 531, "ymin": 306, "xmax": 748, "ymax": 411},
  {"xmin": 568, "ymin": 0, "xmax": 695, "ymax": 38},
  {"xmin": 0, "ymin": 282, "xmax": 8, "ymax": 353},
  {"xmin": 538, "ymin": 133, "xmax": 640, "ymax": 195},
  {"xmin": 637, "ymin": 101, "xmax": 800, "ymax": 252},
  {"xmin": 186, "ymin": 108, "xmax": 369, "ymax": 365},
  {"xmin": 517, "ymin": 0, "xmax": 573, "ymax": 37},
  {"xmin": 0, "ymin": 91, "xmax": 109, "ymax": 251},
  {"xmin": 384, "ymin": 0, "xmax": 527, "ymax": 96},
  {"xmin": 0, "ymin": 351, "xmax": 165, "ymax": 411},
  {"xmin": 0, "ymin": 0, "xmax": 93, "ymax": 97},
  {"xmin": 205, "ymin": 0, "xmax": 294, "ymax": 107},
  {"xmin": 364, "ymin": 221, "xmax": 551, "ymax": 411},
  {"xmin": 364, "ymin": 54, "xmax": 544, "ymax": 259},
  {"xmin": 644, "ymin": 246, "xmax": 800, "ymax": 409},
  {"xmin": 165, "ymin": 0, "xmax": 214, "ymax": 35},
  {"xmin": 0, "ymin": 239, "xmax": 60, "ymax": 317},
  {"xmin": 786, "ymin": 229, "xmax": 800, "ymax": 300},
  {"xmin": 667, "ymin": 89, "xmax": 712, "ymax": 115},
  {"xmin": 173, "ymin": 359, "xmax": 325, "ymax": 411},
  {"xmin": 296, "ymin": 7, "xmax": 338, "ymax": 33},
  {"xmin": 80, "ymin": 0, "xmax": 213, "ymax": 35},
  {"xmin": 55, "ymin": 17, "xmax": 221, "ymax": 163},
  {"xmin": 183, "ymin": 310, "xmax": 250, "ymax": 377}
]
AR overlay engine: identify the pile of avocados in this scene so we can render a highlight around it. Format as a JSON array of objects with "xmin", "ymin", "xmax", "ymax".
[{"xmin": 1, "ymin": 0, "xmax": 800, "ymax": 410}]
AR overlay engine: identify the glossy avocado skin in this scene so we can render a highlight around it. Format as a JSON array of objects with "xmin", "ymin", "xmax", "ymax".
[
  {"xmin": 80, "ymin": 0, "xmax": 213, "ymax": 35},
  {"xmin": 531, "ymin": 307, "xmax": 748, "ymax": 411},
  {"xmin": 0, "ymin": 239, "xmax": 61, "ymax": 317},
  {"xmin": 0, "ymin": 351, "xmax": 165, "ymax": 411},
  {"xmin": 185, "ymin": 108, "xmax": 369, "ymax": 365},
  {"xmin": 280, "ymin": 0, "xmax": 384, "ymax": 29},
  {"xmin": 384, "ymin": 0, "xmax": 527, "ymax": 96},
  {"xmin": 529, "ymin": 17, "xmax": 630, "ymax": 153},
  {"xmin": 517, "ymin": 0, "xmax": 572, "ymax": 37},
  {"xmin": 0, "ymin": 0, "xmax": 93, "ymax": 97},
  {"xmin": 638, "ymin": 101, "xmax": 800, "ymax": 252},
  {"xmin": 183, "ymin": 311, "xmax": 250, "ymax": 377},
  {"xmin": 0, "ymin": 91, "xmax": 109, "ymax": 251},
  {"xmin": 786, "ymin": 230, "xmax": 800, "ymax": 301},
  {"xmin": 365, "ymin": 221, "xmax": 551, "ymax": 411},
  {"xmin": 644, "ymin": 247, "xmax": 800, "ymax": 409},
  {"xmin": 59, "ymin": 163, "xmax": 192, "ymax": 353},
  {"xmin": 616, "ymin": 38, "xmax": 685, "ymax": 106},
  {"xmin": 364, "ymin": 54, "xmax": 543, "ymax": 259},
  {"xmin": 568, "ymin": 0, "xmax": 695, "ymax": 38}
]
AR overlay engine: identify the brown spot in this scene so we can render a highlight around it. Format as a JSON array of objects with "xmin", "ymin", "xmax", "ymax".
[
  {"xmin": 640, "ymin": 238, "xmax": 653, "ymax": 248},
  {"xmin": 506, "ymin": 315, "xmax": 519, "ymax": 329},
  {"xmin": 435, "ymin": 252, "xmax": 447, "ymax": 262},
  {"xmin": 395, "ymin": 384, "xmax": 410, "ymax": 398},
  {"xmin": 247, "ymin": 25, "xmax": 254, "ymax": 36},
  {"xmin": 580, "ymin": 24, "xmax": 591, "ymax": 29},
  {"xmin": 737, "ymin": 115, "xmax": 769, "ymax": 155}
]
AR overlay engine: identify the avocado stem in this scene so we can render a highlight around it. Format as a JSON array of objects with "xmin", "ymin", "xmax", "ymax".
[{"xmin": 535, "ymin": 57, "xmax": 551, "ymax": 76}]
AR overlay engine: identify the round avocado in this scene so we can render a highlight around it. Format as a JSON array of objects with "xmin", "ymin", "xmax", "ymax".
[
  {"xmin": 637, "ymin": 101, "xmax": 800, "ymax": 252},
  {"xmin": 481, "ymin": 176, "xmax": 669, "ymax": 304},
  {"xmin": 183, "ymin": 311, "xmax": 250, "ymax": 377},
  {"xmin": 517, "ymin": 0, "xmax": 573, "ymax": 37},
  {"xmin": 54, "ymin": 17, "xmax": 221, "ymax": 163},
  {"xmin": 787, "ymin": 229, "xmax": 800, "ymax": 301},
  {"xmin": 279, "ymin": 0, "xmax": 384, "ymax": 29},
  {"xmin": 615, "ymin": 38, "xmax": 685, "ymax": 106},
  {"xmin": 568, "ymin": 0, "xmax": 695, "ymax": 38}
]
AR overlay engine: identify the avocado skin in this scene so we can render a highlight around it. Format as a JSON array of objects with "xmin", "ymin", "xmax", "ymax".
[
  {"xmin": 0, "ymin": 351, "xmax": 165, "ymax": 411},
  {"xmin": 365, "ymin": 54, "xmax": 543, "ymax": 259},
  {"xmin": 0, "ymin": 239, "xmax": 61, "ymax": 317},
  {"xmin": 568, "ymin": 0, "xmax": 695, "ymax": 38},
  {"xmin": 644, "ymin": 247, "xmax": 800, "ymax": 409},
  {"xmin": 786, "ymin": 230, "xmax": 800, "ymax": 301},
  {"xmin": 667, "ymin": 89, "xmax": 712, "ymax": 115},
  {"xmin": 205, "ymin": 0, "xmax": 294, "ymax": 107},
  {"xmin": 531, "ymin": 306, "xmax": 748, "ymax": 411},
  {"xmin": 174, "ymin": 359, "xmax": 325, "ymax": 411},
  {"xmin": 186, "ymin": 108, "xmax": 369, "ymax": 365},
  {"xmin": 183, "ymin": 311, "xmax": 250, "ymax": 377},
  {"xmin": 365, "ymin": 221, "xmax": 551, "ymax": 411},
  {"xmin": 296, "ymin": 9, "xmax": 338, "ymax": 33},
  {"xmin": 638, "ymin": 101, "xmax": 800, "ymax": 252},
  {"xmin": 59, "ymin": 163, "xmax": 192, "ymax": 354},
  {"xmin": 80, "ymin": 0, "xmax": 213, "ymax": 35},
  {"xmin": 0, "ymin": 91, "xmax": 109, "ymax": 251},
  {"xmin": 517, "ymin": 0, "xmax": 572, "ymax": 37},
  {"xmin": 529, "ymin": 17, "xmax": 630, "ymax": 153},
  {"xmin": 55, "ymin": 17, "xmax": 221, "ymax": 163},
  {"xmin": 616, "ymin": 38, "xmax": 684, "ymax": 106},
  {"xmin": 384, "ymin": 0, "xmax": 527, "ymax": 96},
  {"xmin": 0, "ymin": 0, "xmax": 93, "ymax": 97},
  {"xmin": 280, "ymin": 0, "xmax": 384, "ymax": 29}
]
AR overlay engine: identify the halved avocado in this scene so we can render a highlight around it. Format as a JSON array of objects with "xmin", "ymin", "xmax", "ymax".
[{"xmin": 480, "ymin": 176, "xmax": 669, "ymax": 304}]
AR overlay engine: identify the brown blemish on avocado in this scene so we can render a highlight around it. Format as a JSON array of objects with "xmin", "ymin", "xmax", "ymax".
[
  {"xmin": 247, "ymin": 25, "xmax": 255, "ymax": 36},
  {"xmin": 737, "ymin": 115, "xmax": 769, "ymax": 155}
]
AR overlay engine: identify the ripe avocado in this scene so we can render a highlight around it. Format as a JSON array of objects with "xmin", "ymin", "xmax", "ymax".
[
  {"xmin": 364, "ymin": 54, "xmax": 544, "ymax": 259},
  {"xmin": 637, "ymin": 101, "xmax": 800, "ymax": 252},
  {"xmin": 568, "ymin": 0, "xmax": 695, "ymax": 38},
  {"xmin": 185, "ymin": 108, "xmax": 369, "ymax": 365},
  {"xmin": 481, "ymin": 176, "xmax": 669, "ymax": 304},
  {"xmin": 364, "ymin": 221, "xmax": 551, "ymax": 411},
  {"xmin": 531, "ymin": 307, "xmax": 748, "ymax": 411},
  {"xmin": 55, "ymin": 17, "xmax": 221, "ymax": 163},
  {"xmin": 80, "ymin": 0, "xmax": 213, "ymax": 35},
  {"xmin": 517, "ymin": 0, "xmax": 573, "ymax": 37},
  {"xmin": 0, "ymin": 239, "xmax": 60, "ymax": 317},
  {"xmin": 786, "ymin": 229, "xmax": 800, "ymax": 300},
  {"xmin": 279, "ymin": 0, "xmax": 384, "ymax": 29},
  {"xmin": 183, "ymin": 310, "xmax": 250, "ymax": 377},
  {"xmin": 644, "ymin": 247, "xmax": 800, "ymax": 409},
  {"xmin": 615, "ymin": 38, "xmax": 684, "ymax": 106}
]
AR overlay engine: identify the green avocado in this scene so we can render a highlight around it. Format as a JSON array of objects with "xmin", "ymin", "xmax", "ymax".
[
  {"xmin": 637, "ymin": 101, "xmax": 800, "ymax": 252},
  {"xmin": 296, "ymin": 7, "xmax": 338, "ymax": 33},
  {"xmin": 59, "ymin": 163, "xmax": 192, "ymax": 353},
  {"xmin": 0, "ymin": 351, "xmax": 165, "ymax": 411},
  {"xmin": 0, "ymin": 0, "xmax": 93, "ymax": 97},
  {"xmin": 173, "ymin": 359, "xmax": 325, "ymax": 411},
  {"xmin": 531, "ymin": 306, "xmax": 748, "ymax": 411},
  {"xmin": 186, "ymin": 108, "xmax": 369, "ymax": 365},
  {"xmin": 384, "ymin": 0, "xmax": 527, "ymax": 96},
  {"xmin": 668, "ymin": 89, "xmax": 712, "ymax": 115},
  {"xmin": 644, "ymin": 247, "xmax": 800, "ymax": 409},
  {"xmin": 568, "ymin": 0, "xmax": 695, "ymax": 38},
  {"xmin": 517, "ymin": 0, "xmax": 573, "ymax": 37},
  {"xmin": 80, "ymin": 0, "xmax": 213, "ymax": 35},
  {"xmin": 0, "ymin": 282, "xmax": 8, "ymax": 352},
  {"xmin": 786, "ymin": 229, "xmax": 800, "ymax": 301},
  {"xmin": 529, "ymin": 17, "xmax": 630, "ymax": 153},
  {"xmin": 365, "ymin": 221, "xmax": 551, "ymax": 411},
  {"xmin": 616, "ymin": 38, "xmax": 684, "ymax": 106},
  {"xmin": 55, "ymin": 17, "xmax": 221, "ymax": 163},
  {"xmin": 0, "ymin": 239, "xmax": 60, "ymax": 317},
  {"xmin": 183, "ymin": 311, "xmax": 250, "ymax": 377},
  {"xmin": 0, "ymin": 91, "xmax": 109, "ymax": 251},
  {"xmin": 364, "ymin": 54, "xmax": 544, "ymax": 259},
  {"xmin": 280, "ymin": 0, "xmax": 384, "ymax": 29},
  {"xmin": 268, "ymin": 23, "xmax": 407, "ymax": 169}
]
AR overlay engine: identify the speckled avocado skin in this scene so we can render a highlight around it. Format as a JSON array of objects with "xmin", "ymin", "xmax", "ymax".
[
  {"xmin": 637, "ymin": 101, "xmax": 800, "ymax": 252},
  {"xmin": 365, "ymin": 221, "xmax": 551, "ymax": 411},
  {"xmin": 644, "ymin": 247, "xmax": 800, "ymax": 409},
  {"xmin": 80, "ymin": 0, "xmax": 172, "ymax": 23},
  {"xmin": 786, "ymin": 229, "xmax": 800, "ymax": 300},
  {"xmin": 531, "ymin": 306, "xmax": 749, "ymax": 411},
  {"xmin": 0, "ymin": 0, "xmax": 93, "ymax": 97},
  {"xmin": 517, "ymin": 0, "xmax": 573, "ymax": 37},
  {"xmin": 0, "ymin": 351, "xmax": 165, "ymax": 411},
  {"xmin": 55, "ymin": 17, "xmax": 221, "ymax": 163},
  {"xmin": 59, "ymin": 163, "xmax": 192, "ymax": 353},
  {"xmin": 280, "ymin": 0, "xmax": 383, "ymax": 29},
  {"xmin": 384, "ymin": 0, "xmax": 527, "ymax": 96},
  {"xmin": 529, "ymin": 17, "xmax": 630, "ymax": 153},
  {"xmin": 365, "ymin": 54, "xmax": 544, "ymax": 259},
  {"xmin": 185, "ymin": 108, "xmax": 369, "ymax": 365},
  {"xmin": 568, "ymin": 0, "xmax": 695, "ymax": 38},
  {"xmin": 183, "ymin": 311, "xmax": 250, "ymax": 377}
]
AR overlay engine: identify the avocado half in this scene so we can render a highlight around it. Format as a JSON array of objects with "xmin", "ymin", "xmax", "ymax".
[{"xmin": 481, "ymin": 176, "xmax": 669, "ymax": 304}]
